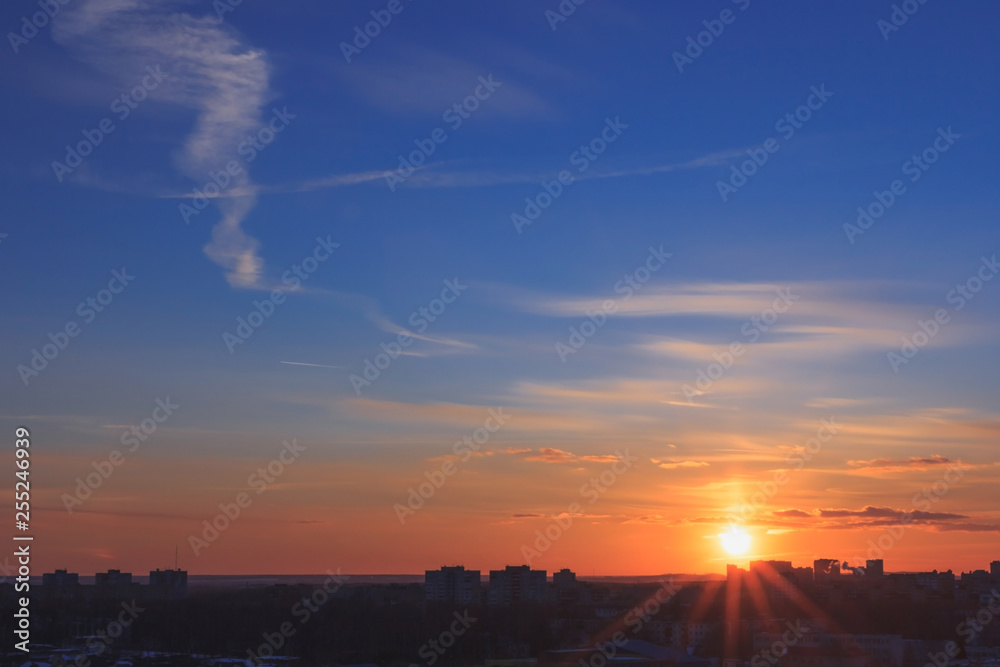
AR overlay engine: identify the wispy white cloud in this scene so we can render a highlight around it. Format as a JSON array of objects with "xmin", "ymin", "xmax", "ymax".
[
  {"xmin": 652, "ymin": 458, "xmax": 710, "ymax": 470},
  {"xmin": 280, "ymin": 361, "xmax": 342, "ymax": 370},
  {"xmin": 498, "ymin": 281, "xmax": 864, "ymax": 319},
  {"xmin": 381, "ymin": 149, "xmax": 747, "ymax": 189},
  {"xmin": 158, "ymin": 168, "xmax": 395, "ymax": 199},
  {"xmin": 325, "ymin": 289, "xmax": 477, "ymax": 355},
  {"xmin": 336, "ymin": 48, "xmax": 555, "ymax": 118},
  {"xmin": 54, "ymin": 0, "xmax": 271, "ymax": 288},
  {"xmin": 153, "ymin": 148, "xmax": 741, "ymax": 198}
]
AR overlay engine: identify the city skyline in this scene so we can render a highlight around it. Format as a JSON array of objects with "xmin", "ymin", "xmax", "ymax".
[
  {"xmin": 28, "ymin": 557, "xmax": 1000, "ymax": 580},
  {"xmin": 1, "ymin": 0, "xmax": 998, "ymax": 577}
]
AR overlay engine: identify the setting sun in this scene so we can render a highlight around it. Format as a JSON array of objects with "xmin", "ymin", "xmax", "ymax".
[{"xmin": 720, "ymin": 526, "xmax": 752, "ymax": 556}]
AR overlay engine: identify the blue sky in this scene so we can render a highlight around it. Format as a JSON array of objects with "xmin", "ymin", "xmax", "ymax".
[{"xmin": 1, "ymin": 0, "xmax": 999, "ymax": 574}]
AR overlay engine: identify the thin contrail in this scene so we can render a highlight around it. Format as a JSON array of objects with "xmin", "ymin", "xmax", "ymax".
[{"xmin": 280, "ymin": 361, "xmax": 341, "ymax": 370}]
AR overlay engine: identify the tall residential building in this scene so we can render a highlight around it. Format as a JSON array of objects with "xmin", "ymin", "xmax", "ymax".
[
  {"xmin": 42, "ymin": 569, "xmax": 79, "ymax": 587},
  {"xmin": 425, "ymin": 566, "xmax": 481, "ymax": 604},
  {"xmin": 488, "ymin": 565, "xmax": 547, "ymax": 604},
  {"xmin": 41, "ymin": 569, "xmax": 80, "ymax": 601},
  {"xmin": 726, "ymin": 564, "xmax": 743, "ymax": 588},
  {"xmin": 749, "ymin": 560, "xmax": 797, "ymax": 598},
  {"xmin": 814, "ymin": 559, "xmax": 841, "ymax": 582},
  {"xmin": 866, "ymin": 559, "xmax": 884, "ymax": 577},
  {"xmin": 95, "ymin": 569, "xmax": 137, "ymax": 600},
  {"xmin": 95, "ymin": 569, "xmax": 133, "ymax": 587},
  {"xmin": 792, "ymin": 567, "xmax": 814, "ymax": 586},
  {"xmin": 148, "ymin": 568, "xmax": 188, "ymax": 599},
  {"xmin": 750, "ymin": 560, "xmax": 793, "ymax": 575},
  {"xmin": 553, "ymin": 568, "xmax": 578, "ymax": 603},
  {"xmin": 991, "ymin": 561, "xmax": 1000, "ymax": 577}
]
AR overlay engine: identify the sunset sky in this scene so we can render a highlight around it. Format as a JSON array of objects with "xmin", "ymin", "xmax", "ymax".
[{"xmin": 1, "ymin": 0, "xmax": 998, "ymax": 576}]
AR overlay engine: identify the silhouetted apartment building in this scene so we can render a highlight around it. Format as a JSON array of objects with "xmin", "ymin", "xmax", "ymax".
[
  {"xmin": 41, "ymin": 569, "xmax": 80, "ymax": 600},
  {"xmin": 94, "ymin": 569, "xmax": 140, "ymax": 600},
  {"xmin": 40, "ymin": 568, "xmax": 187, "ymax": 600},
  {"xmin": 793, "ymin": 566, "xmax": 815, "ymax": 586},
  {"xmin": 425, "ymin": 565, "xmax": 481, "ymax": 604},
  {"xmin": 912, "ymin": 569, "xmax": 955, "ymax": 591},
  {"xmin": 553, "ymin": 568, "xmax": 579, "ymax": 603},
  {"xmin": 148, "ymin": 568, "xmax": 188, "ymax": 599},
  {"xmin": 729, "ymin": 561, "xmax": 812, "ymax": 593},
  {"xmin": 814, "ymin": 559, "xmax": 841, "ymax": 582},
  {"xmin": 488, "ymin": 565, "xmax": 547, "ymax": 604},
  {"xmin": 960, "ymin": 569, "xmax": 993, "ymax": 588},
  {"xmin": 748, "ymin": 560, "xmax": 797, "ymax": 599},
  {"xmin": 42, "ymin": 569, "xmax": 78, "ymax": 585},
  {"xmin": 866, "ymin": 559, "xmax": 884, "ymax": 577},
  {"xmin": 94, "ymin": 569, "xmax": 132, "ymax": 586}
]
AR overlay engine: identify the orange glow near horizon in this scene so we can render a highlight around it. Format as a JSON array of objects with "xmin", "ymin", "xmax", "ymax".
[{"xmin": 33, "ymin": 403, "xmax": 1000, "ymax": 577}]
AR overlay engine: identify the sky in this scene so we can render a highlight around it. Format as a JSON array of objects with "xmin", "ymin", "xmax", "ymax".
[{"xmin": 0, "ymin": 0, "xmax": 998, "ymax": 577}]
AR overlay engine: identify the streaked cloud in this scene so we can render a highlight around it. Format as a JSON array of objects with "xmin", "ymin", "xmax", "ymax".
[
  {"xmin": 652, "ymin": 458, "xmax": 710, "ymax": 470},
  {"xmin": 54, "ymin": 0, "xmax": 271, "ymax": 288},
  {"xmin": 524, "ymin": 447, "xmax": 576, "ymax": 463},
  {"xmin": 847, "ymin": 455, "xmax": 955, "ymax": 470},
  {"xmin": 336, "ymin": 48, "xmax": 555, "ymax": 118}
]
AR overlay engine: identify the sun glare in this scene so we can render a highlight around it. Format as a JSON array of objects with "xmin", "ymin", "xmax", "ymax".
[{"xmin": 720, "ymin": 526, "xmax": 752, "ymax": 556}]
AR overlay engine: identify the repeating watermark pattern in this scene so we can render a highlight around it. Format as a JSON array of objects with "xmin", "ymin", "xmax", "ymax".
[
  {"xmin": 179, "ymin": 107, "xmax": 297, "ymax": 224},
  {"xmin": 386, "ymin": 75, "xmax": 502, "ymax": 191},
  {"xmin": 511, "ymin": 116, "xmax": 628, "ymax": 234},
  {"xmin": 246, "ymin": 568, "xmax": 349, "ymax": 665},
  {"xmin": 412, "ymin": 610, "xmax": 477, "ymax": 667},
  {"xmin": 188, "ymin": 439, "xmax": 306, "ymax": 555},
  {"xmin": 52, "ymin": 66, "xmax": 167, "ymax": 183},
  {"xmin": 576, "ymin": 579, "xmax": 682, "ymax": 666},
  {"xmin": 729, "ymin": 418, "xmax": 838, "ymax": 526},
  {"xmin": 521, "ymin": 449, "xmax": 638, "ymax": 564},
  {"xmin": 922, "ymin": 642, "xmax": 961, "ymax": 667},
  {"xmin": 394, "ymin": 408, "xmax": 510, "ymax": 523},
  {"xmin": 61, "ymin": 397, "xmax": 179, "ymax": 512},
  {"xmin": 887, "ymin": 254, "xmax": 997, "ymax": 372},
  {"xmin": 878, "ymin": 0, "xmax": 932, "ymax": 41},
  {"xmin": 672, "ymin": 0, "xmax": 751, "ymax": 73},
  {"xmin": 681, "ymin": 287, "xmax": 797, "ymax": 402},
  {"xmin": 339, "ymin": 0, "xmax": 412, "ymax": 63},
  {"xmin": 7, "ymin": 0, "xmax": 72, "ymax": 54},
  {"xmin": 957, "ymin": 589, "xmax": 1000, "ymax": 644},
  {"xmin": 0, "ymin": 553, "xmax": 19, "ymax": 584},
  {"xmin": 717, "ymin": 85, "xmax": 833, "ymax": 201},
  {"xmin": 624, "ymin": 579, "xmax": 682, "ymax": 634},
  {"xmin": 545, "ymin": 0, "xmax": 587, "ymax": 31},
  {"xmin": 50, "ymin": 600, "xmax": 144, "ymax": 665},
  {"xmin": 17, "ymin": 268, "xmax": 135, "ymax": 386},
  {"xmin": 844, "ymin": 126, "xmax": 960, "ymax": 244},
  {"xmin": 848, "ymin": 460, "xmax": 968, "ymax": 565},
  {"xmin": 211, "ymin": 0, "xmax": 245, "ymax": 24},
  {"xmin": 223, "ymin": 236, "xmax": 339, "ymax": 353},
  {"xmin": 750, "ymin": 621, "xmax": 809, "ymax": 667},
  {"xmin": 350, "ymin": 278, "xmax": 467, "ymax": 394},
  {"xmin": 556, "ymin": 245, "xmax": 672, "ymax": 362}
]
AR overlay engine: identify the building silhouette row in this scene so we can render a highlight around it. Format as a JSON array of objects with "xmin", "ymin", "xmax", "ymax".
[
  {"xmin": 426, "ymin": 565, "xmax": 579, "ymax": 605},
  {"xmin": 40, "ymin": 568, "xmax": 187, "ymax": 600}
]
